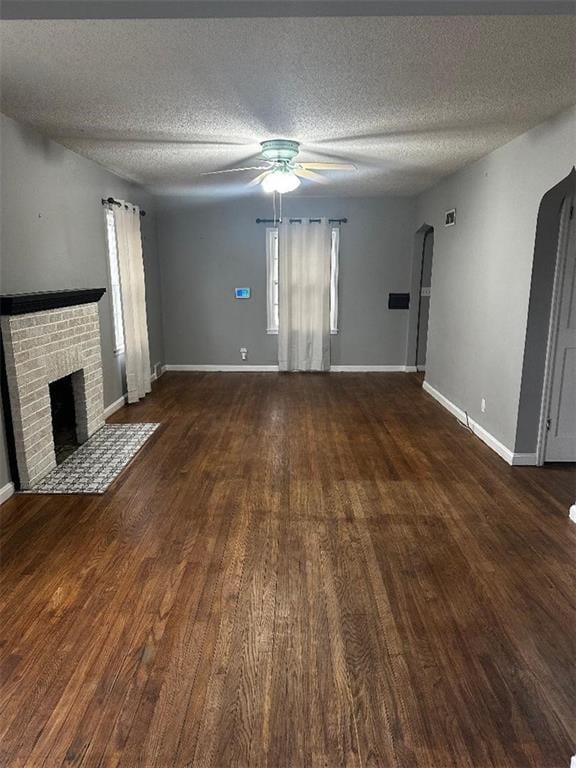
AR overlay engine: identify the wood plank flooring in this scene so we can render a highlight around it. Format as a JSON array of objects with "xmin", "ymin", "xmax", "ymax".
[{"xmin": 1, "ymin": 372, "xmax": 575, "ymax": 767}]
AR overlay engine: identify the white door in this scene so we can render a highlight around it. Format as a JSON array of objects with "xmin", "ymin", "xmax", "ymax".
[{"xmin": 545, "ymin": 197, "xmax": 576, "ymax": 462}]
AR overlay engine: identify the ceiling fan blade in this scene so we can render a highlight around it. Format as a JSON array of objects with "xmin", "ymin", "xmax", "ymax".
[
  {"xmin": 294, "ymin": 168, "xmax": 329, "ymax": 185},
  {"xmin": 200, "ymin": 165, "xmax": 270, "ymax": 177},
  {"xmin": 298, "ymin": 162, "xmax": 357, "ymax": 171},
  {"xmin": 248, "ymin": 170, "xmax": 273, "ymax": 187}
]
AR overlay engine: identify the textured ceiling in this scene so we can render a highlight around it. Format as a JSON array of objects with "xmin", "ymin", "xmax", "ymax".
[{"xmin": 0, "ymin": 15, "xmax": 574, "ymax": 197}]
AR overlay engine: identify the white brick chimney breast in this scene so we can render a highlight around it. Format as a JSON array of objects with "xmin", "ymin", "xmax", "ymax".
[{"xmin": 1, "ymin": 300, "xmax": 105, "ymax": 489}]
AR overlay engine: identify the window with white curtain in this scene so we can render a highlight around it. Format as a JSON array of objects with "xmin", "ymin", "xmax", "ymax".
[
  {"xmin": 329, "ymin": 227, "xmax": 340, "ymax": 335},
  {"xmin": 266, "ymin": 228, "xmax": 280, "ymax": 333},
  {"xmin": 104, "ymin": 208, "xmax": 125, "ymax": 354},
  {"xmin": 267, "ymin": 226, "xmax": 340, "ymax": 335}
]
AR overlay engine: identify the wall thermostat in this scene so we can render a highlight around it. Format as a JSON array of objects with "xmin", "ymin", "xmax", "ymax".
[{"xmin": 235, "ymin": 288, "xmax": 251, "ymax": 299}]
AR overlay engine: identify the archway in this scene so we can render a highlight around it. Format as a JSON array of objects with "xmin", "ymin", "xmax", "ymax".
[
  {"xmin": 406, "ymin": 224, "xmax": 434, "ymax": 371},
  {"xmin": 515, "ymin": 168, "xmax": 575, "ymax": 459}
]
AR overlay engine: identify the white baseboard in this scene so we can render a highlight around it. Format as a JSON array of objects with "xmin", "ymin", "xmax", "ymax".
[
  {"xmin": 0, "ymin": 481, "xmax": 15, "ymax": 505},
  {"xmin": 404, "ymin": 366, "xmax": 418, "ymax": 373},
  {"xmin": 331, "ymin": 365, "xmax": 412, "ymax": 372},
  {"xmin": 150, "ymin": 363, "xmax": 166, "ymax": 382},
  {"xmin": 165, "ymin": 364, "xmax": 414, "ymax": 373},
  {"xmin": 165, "ymin": 364, "xmax": 279, "ymax": 372},
  {"xmin": 422, "ymin": 380, "xmax": 529, "ymax": 466},
  {"xmin": 104, "ymin": 395, "xmax": 127, "ymax": 419},
  {"xmin": 570, "ymin": 754, "xmax": 576, "ymax": 768},
  {"xmin": 569, "ymin": 505, "xmax": 576, "ymax": 524},
  {"xmin": 510, "ymin": 453, "xmax": 538, "ymax": 466}
]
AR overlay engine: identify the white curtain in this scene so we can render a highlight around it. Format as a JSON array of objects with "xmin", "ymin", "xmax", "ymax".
[
  {"xmin": 278, "ymin": 219, "xmax": 331, "ymax": 372},
  {"xmin": 113, "ymin": 202, "xmax": 151, "ymax": 403}
]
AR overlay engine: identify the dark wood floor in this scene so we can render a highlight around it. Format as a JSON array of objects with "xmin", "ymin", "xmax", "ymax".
[{"xmin": 1, "ymin": 373, "xmax": 575, "ymax": 768}]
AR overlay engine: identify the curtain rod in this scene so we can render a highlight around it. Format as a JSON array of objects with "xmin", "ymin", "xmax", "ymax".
[
  {"xmin": 101, "ymin": 197, "xmax": 146, "ymax": 217},
  {"xmin": 256, "ymin": 217, "xmax": 347, "ymax": 224}
]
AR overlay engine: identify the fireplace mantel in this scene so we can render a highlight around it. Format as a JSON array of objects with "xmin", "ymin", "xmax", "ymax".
[{"xmin": 0, "ymin": 288, "xmax": 106, "ymax": 316}]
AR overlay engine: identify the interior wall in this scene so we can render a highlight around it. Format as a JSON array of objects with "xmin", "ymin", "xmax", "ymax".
[
  {"xmin": 0, "ymin": 113, "xmax": 165, "ymax": 490},
  {"xmin": 416, "ymin": 105, "xmax": 576, "ymax": 453},
  {"xmin": 157, "ymin": 196, "xmax": 415, "ymax": 368}
]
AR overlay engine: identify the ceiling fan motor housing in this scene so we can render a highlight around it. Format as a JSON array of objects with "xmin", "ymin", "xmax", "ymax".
[{"xmin": 260, "ymin": 139, "xmax": 300, "ymax": 163}]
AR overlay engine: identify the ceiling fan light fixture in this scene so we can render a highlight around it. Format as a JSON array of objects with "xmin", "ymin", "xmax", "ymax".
[{"xmin": 261, "ymin": 169, "xmax": 301, "ymax": 194}]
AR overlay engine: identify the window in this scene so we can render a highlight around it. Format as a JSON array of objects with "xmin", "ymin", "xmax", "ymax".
[
  {"xmin": 266, "ymin": 228, "xmax": 279, "ymax": 333},
  {"xmin": 104, "ymin": 208, "xmax": 125, "ymax": 354},
  {"xmin": 266, "ymin": 226, "xmax": 340, "ymax": 334},
  {"xmin": 329, "ymin": 227, "xmax": 340, "ymax": 335}
]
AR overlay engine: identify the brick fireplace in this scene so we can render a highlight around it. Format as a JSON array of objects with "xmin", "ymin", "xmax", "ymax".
[{"xmin": 1, "ymin": 289, "xmax": 106, "ymax": 489}]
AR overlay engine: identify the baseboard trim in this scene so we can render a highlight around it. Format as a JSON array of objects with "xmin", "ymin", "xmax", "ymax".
[
  {"xmin": 510, "ymin": 453, "xmax": 538, "ymax": 466},
  {"xmin": 165, "ymin": 364, "xmax": 279, "ymax": 372},
  {"xmin": 165, "ymin": 364, "xmax": 414, "ymax": 373},
  {"xmin": 150, "ymin": 363, "xmax": 166, "ymax": 382},
  {"xmin": 422, "ymin": 380, "xmax": 521, "ymax": 466},
  {"xmin": 104, "ymin": 395, "xmax": 127, "ymax": 419},
  {"xmin": 331, "ymin": 365, "xmax": 412, "ymax": 372},
  {"xmin": 0, "ymin": 481, "xmax": 15, "ymax": 505}
]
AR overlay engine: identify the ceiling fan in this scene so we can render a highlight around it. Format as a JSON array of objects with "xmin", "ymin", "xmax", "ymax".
[{"xmin": 200, "ymin": 139, "xmax": 356, "ymax": 193}]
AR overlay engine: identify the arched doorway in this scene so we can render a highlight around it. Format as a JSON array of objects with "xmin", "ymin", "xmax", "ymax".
[
  {"xmin": 416, "ymin": 228, "xmax": 434, "ymax": 372},
  {"xmin": 515, "ymin": 168, "xmax": 576, "ymax": 462},
  {"xmin": 407, "ymin": 224, "xmax": 434, "ymax": 372}
]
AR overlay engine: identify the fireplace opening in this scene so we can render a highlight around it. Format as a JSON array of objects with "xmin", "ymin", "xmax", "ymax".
[{"xmin": 49, "ymin": 374, "xmax": 80, "ymax": 464}]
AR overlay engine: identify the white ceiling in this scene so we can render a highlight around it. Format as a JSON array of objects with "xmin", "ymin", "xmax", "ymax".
[{"xmin": 0, "ymin": 15, "xmax": 574, "ymax": 197}]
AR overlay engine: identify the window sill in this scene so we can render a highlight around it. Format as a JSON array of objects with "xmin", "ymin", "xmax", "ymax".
[{"xmin": 266, "ymin": 330, "xmax": 338, "ymax": 335}]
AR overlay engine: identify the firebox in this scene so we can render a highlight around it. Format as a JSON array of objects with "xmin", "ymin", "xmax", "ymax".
[{"xmin": 49, "ymin": 373, "xmax": 80, "ymax": 464}]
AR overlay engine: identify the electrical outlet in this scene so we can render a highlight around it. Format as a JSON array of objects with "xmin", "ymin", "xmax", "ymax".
[
  {"xmin": 481, "ymin": 398, "xmax": 486, "ymax": 413},
  {"xmin": 240, "ymin": 347, "xmax": 248, "ymax": 361}
]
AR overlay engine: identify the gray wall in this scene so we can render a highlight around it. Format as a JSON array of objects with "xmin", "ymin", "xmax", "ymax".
[
  {"xmin": 416, "ymin": 106, "xmax": 576, "ymax": 452},
  {"xmin": 157, "ymin": 196, "xmax": 415, "ymax": 367},
  {"xmin": 0, "ymin": 113, "xmax": 165, "ymax": 489}
]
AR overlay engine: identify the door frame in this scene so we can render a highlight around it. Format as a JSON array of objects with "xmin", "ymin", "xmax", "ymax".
[
  {"xmin": 536, "ymin": 195, "xmax": 573, "ymax": 465},
  {"xmin": 415, "ymin": 229, "xmax": 430, "ymax": 371}
]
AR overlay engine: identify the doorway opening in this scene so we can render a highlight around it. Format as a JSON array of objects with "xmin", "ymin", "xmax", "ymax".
[
  {"xmin": 515, "ymin": 168, "xmax": 575, "ymax": 463},
  {"xmin": 415, "ymin": 228, "xmax": 434, "ymax": 372},
  {"xmin": 538, "ymin": 194, "xmax": 575, "ymax": 463}
]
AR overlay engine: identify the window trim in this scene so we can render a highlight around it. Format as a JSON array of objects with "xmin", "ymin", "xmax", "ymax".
[{"xmin": 104, "ymin": 207, "xmax": 126, "ymax": 355}]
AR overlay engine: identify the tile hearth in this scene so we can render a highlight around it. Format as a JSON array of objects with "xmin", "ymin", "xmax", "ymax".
[{"xmin": 24, "ymin": 423, "xmax": 159, "ymax": 495}]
